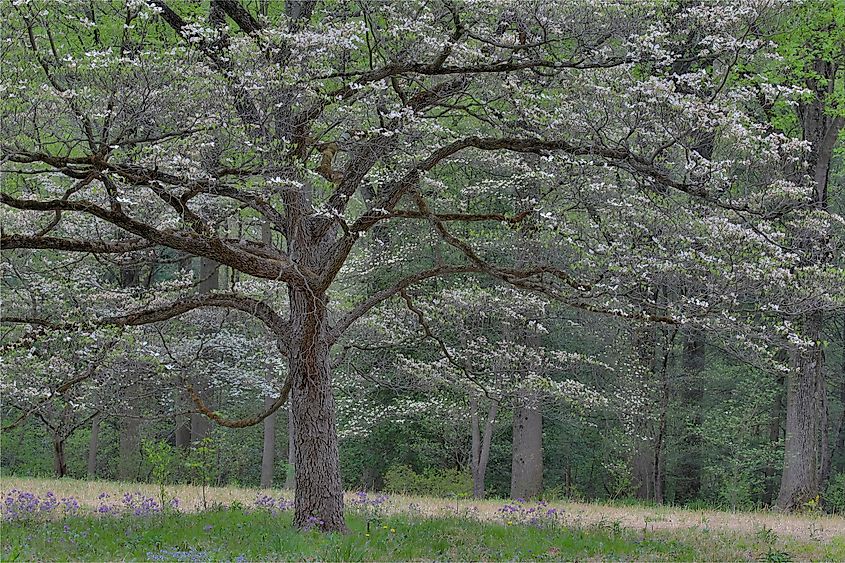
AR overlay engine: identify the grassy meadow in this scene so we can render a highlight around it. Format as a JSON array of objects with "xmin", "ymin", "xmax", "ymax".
[{"xmin": 2, "ymin": 476, "xmax": 844, "ymax": 561}]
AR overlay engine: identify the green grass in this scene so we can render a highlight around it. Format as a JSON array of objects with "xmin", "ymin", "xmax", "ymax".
[{"xmin": 3, "ymin": 508, "xmax": 844, "ymax": 562}]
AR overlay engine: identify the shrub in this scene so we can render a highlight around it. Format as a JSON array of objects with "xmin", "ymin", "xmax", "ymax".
[
  {"xmin": 823, "ymin": 473, "xmax": 845, "ymax": 514},
  {"xmin": 383, "ymin": 465, "xmax": 471, "ymax": 497}
]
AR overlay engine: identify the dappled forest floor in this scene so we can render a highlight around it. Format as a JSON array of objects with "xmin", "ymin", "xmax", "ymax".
[{"xmin": 0, "ymin": 477, "xmax": 845, "ymax": 560}]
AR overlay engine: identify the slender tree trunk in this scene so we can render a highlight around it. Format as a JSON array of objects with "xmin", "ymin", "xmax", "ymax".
[
  {"xmin": 762, "ymin": 375, "xmax": 785, "ymax": 506},
  {"xmin": 778, "ymin": 312, "xmax": 827, "ymax": 509},
  {"xmin": 260, "ymin": 385, "xmax": 276, "ymax": 489},
  {"xmin": 118, "ymin": 415, "xmax": 141, "ymax": 481},
  {"xmin": 470, "ymin": 396, "xmax": 498, "ymax": 499},
  {"xmin": 676, "ymin": 330, "xmax": 704, "ymax": 503},
  {"xmin": 52, "ymin": 436, "xmax": 67, "ymax": 478},
  {"xmin": 288, "ymin": 288, "xmax": 345, "ymax": 531},
  {"xmin": 175, "ymin": 397, "xmax": 191, "ymax": 449},
  {"xmin": 87, "ymin": 416, "xmax": 100, "ymax": 478},
  {"xmin": 652, "ymin": 330, "xmax": 674, "ymax": 504},
  {"xmin": 632, "ymin": 322, "xmax": 658, "ymax": 501},
  {"xmin": 511, "ymin": 399, "xmax": 543, "ymax": 499}
]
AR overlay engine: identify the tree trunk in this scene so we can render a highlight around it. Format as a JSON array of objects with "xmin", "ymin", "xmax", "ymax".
[
  {"xmin": 260, "ymin": 384, "xmax": 276, "ymax": 489},
  {"xmin": 175, "ymin": 396, "xmax": 191, "ymax": 449},
  {"xmin": 288, "ymin": 288, "xmax": 345, "ymax": 531},
  {"xmin": 285, "ymin": 405, "xmax": 296, "ymax": 490},
  {"xmin": 822, "ymin": 318, "xmax": 845, "ymax": 483},
  {"xmin": 470, "ymin": 396, "xmax": 498, "ymax": 499},
  {"xmin": 87, "ymin": 416, "xmax": 99, "ymax": 478},
  {"xmin": 191, "ymin": 256, "xmax": 219, "ymax": 443},
  {"xmin": 632, "ymin": 323, "xmax": 658, "ymax": 501},
  {"xmin": 676, "ymin": 330, "xmax": 704, "ymax": 503},
  {"xmin": 52, "ymin": 437, "xmax": 67, "ymax": 478},
  {"xmin": 511, "ymin": 399, "xmax": 543, "ymax": 499},
  {"xmin": 777, "ymin": 56, "xmax": 842, "ymax": 510},
  {"xmin": 762, "ymin": 375, "xmax": 785, "ymax": 506},
  {"xmin": 471, "ymin": 396, "xmax": 480, "ymax": 495},
  {"xmin": 778, "ymin": 312, "xmax": 827, "ymax": 509},
  {"xmin": 118, "ymin": 415, "xmax": 141, "ymax": 481}
]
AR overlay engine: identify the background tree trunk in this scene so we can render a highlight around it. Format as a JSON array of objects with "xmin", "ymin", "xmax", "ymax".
[
  {"xmin": 471, "ymin": 397, "xmax": 498, "ymax": 499},
  {"xmin": 777, "ymin": 55, "xmax": 842, "ymax": 510},
  {"xmin": 511, "ymin": 399, "xmax": 543, "ymax": 499},
  {"xmin": 52, "ymin": 437, "xmax": 67, "ymax": 478},
  {"xmin": 762, "ymin": 376, "xmax": 785, "ymax": 506},
  {"xmin": 778, "ymin": 312, "xmax": 827, "ymax": 509},
  {"xmin": 86, "ymin": 416, "xmax": 99, "ymax": 478},
  {"xmin": 676, "ymin": 330, "xmax": 705, "ymax": 503},
  {"xmin": 260, "ymin": 380, "xmax": 276, "ymax": 489},
  {"xmin": 175, "ymin": 396, "xmax": 191, "ymax": 449},
  {"xmin": 118, "ymin": 415, "xmax": 141, "ymax": 481}
]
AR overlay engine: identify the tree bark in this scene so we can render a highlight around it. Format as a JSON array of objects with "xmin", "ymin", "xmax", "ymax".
[
  {"xmin": 510, "ymin": 399, "xmax": 543, "ymax": 499},
  {"xmin": 470, "ymin": 396, "xmax": 498, "ymax": 499},
  {"xmin": 175, "ymin": 396, "xmax": 192, "ymax": 449},
  {"xmin": 87, "ymin": 416, "xmax": 99, "ymax": 478},
  {"xmin": 288, "ymin": 288, "xmax": 345, "ymax": 531},
  {"xmin": 118, "ymin": 415, "xmax": 141, "ymax": 481},
  {"xmin": 762, "ymin": 375, "xmax": 785, "ymax": 506},
  {"xmin": 285, "ymin": 405, "xmax": 296, "ymax": 490},
  {"xmin": 260, "ymin": 380, "xmax": 276, "ymax": 489},
  {"xmin": 52, "ymin": 436, "xmax": 67, "ymax": 478},
  {"xmin": 777, "ymin": 55, "xmax": 841, "ymax": 510},
  {"xmin": 778, "ymin": 311, "xmax": 827, "ymax": 509}
]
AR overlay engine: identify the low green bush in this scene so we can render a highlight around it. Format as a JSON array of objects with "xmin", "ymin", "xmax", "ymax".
[
  {"xmin": 824, "ymin": 473, "xmax": 845, "ymax": 514},
  {"xmin": 383, "ymin": 464, "xmax": 471, "ymax": 497}
]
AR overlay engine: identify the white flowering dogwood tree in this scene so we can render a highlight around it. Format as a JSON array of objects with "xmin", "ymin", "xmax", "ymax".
[{"xmin": 2, "ymin": 0, "xmax": 842, "ymax": 528}]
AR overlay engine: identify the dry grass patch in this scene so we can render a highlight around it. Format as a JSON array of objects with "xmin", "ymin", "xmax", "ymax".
[{"xmin": 3, "ymin": 475, "xmax": 842, "ymax": 542}]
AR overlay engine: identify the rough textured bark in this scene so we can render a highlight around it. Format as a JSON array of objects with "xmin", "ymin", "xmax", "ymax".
[
  {"xmin": 289, "ymin": 288, "xmax": 345, "ymax": 531},
  {"xmin": 284, "ymin": 405, "xmax": 296, "ymax": 490},
  {"xmin": 510, "ymin": 399, "xmax": 543, "ymax": 499},
  {"xmin": 86, "ymin": 416, "xmax": 99, "ymax": 478},
  {"xmin": 260, "ymin": 383, "xmax": 276, "ymax": 489},
  {"xmin": 470, "ymin": 396, "xmax": 498, "ymax": 499},
  {"xmin": 778, "ymin": 312, "xmax": 827, "ymax": 509},
  {"xmin": 777, "ymin": 55, "xmax": 842, "ymax": 510}
]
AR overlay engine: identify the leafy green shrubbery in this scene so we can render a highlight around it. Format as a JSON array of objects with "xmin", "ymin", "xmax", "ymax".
[
  {"xmin": 383, "ymin": 465, "xmax": 472, "ymax": 497},
  {"xmin": 824, "ymin": 473, "xmax": 845, "ymax": 514}
]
